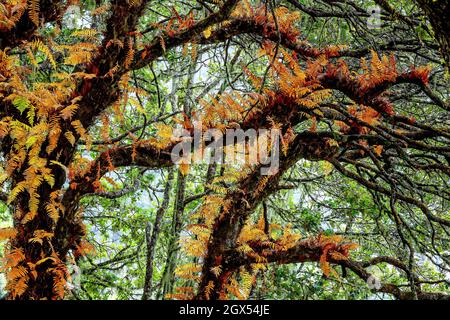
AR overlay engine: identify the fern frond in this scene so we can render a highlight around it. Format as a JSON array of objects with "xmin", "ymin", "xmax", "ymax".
[
  {"xmin": 30, "ymin": 39, "xmax": 56, "ymax": 69},
  {"xmin": 28, "ymin": 0, "xmax": 40, "ymax": 26},
  {"xmin": 0, "ymin": 227, "xmax": 18, "ymax": 241}
]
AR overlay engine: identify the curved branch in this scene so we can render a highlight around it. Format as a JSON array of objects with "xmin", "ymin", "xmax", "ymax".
[{"xmin": 0, "ymin": 0, "xmax": 64, "ymax": 50}]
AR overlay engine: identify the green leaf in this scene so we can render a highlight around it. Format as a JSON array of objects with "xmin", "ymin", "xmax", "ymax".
[{"xmin": 13, "ymin": 96, "xmax": 31, "ymax": 114}]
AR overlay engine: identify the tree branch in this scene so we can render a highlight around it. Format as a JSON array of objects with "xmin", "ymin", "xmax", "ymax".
[{"xmin": 0, "ymin": 0, "xmax": 64, "ymax": 50}]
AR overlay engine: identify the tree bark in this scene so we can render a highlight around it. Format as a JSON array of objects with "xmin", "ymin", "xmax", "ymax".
[{"xmin": 142, "ymin": 169, "xmax": 174, "ymax": 300}]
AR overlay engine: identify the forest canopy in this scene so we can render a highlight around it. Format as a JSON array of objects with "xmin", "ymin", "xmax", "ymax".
[{"xmin": 0, "ymin": 0, "xmax": 449, "ymax": 300}]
